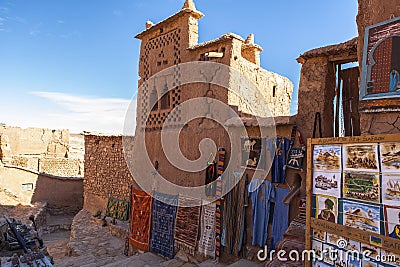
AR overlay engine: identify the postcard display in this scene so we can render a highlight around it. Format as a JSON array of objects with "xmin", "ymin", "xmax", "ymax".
[{"xmin": 306, "ymin": 134, "xmax": 400, "ymax": 267}]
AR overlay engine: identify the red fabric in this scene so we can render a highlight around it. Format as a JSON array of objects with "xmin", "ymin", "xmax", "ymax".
[{"xmin": 129, "ymin": 187, "xmax": 152, "ymax": 251}]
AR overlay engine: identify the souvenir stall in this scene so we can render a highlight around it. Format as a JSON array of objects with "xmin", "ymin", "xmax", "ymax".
[
  {"xmin": 124, "ymin": 119, "xmax": 303, "ymax": 263},
  {"xmin": 306, "ymin": 134, "xmax": 400, "ymax": 267}
]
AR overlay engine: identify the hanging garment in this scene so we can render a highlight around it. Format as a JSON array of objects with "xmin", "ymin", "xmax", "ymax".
[
  {"xmin": 198, "ymin": 201, "xmax": 216, "ymax": 258},
  {"xmin": 248, "ymin": 178, "xmax": 274, "ymax": 247},
  {"xmin": 205, "ymin": 162, "xmax": 217, "ymax": 196},
  {"xmin": 222, "ymin": 172, "xmax": 248, "ymax": 257},
  {"xmin": 266, "ymin": 138, "xmax": 291, "ymax": 184},
  {"xmin": 215, "ymin": 147, "xmax": 226, "ymax": 260},
  {"xmin": 150, "ymin": 191, "xmax": 178, "ymax": 259},
  {"xmin": 389, "ymin": 70, "xmax": 400, "ymax": 92},
  {"xmin": 270, "ymin": 186, "xmax": 290, "ymax": 250},
  {"xmin": 174, "ymin": 195, "xmax": 201, "ymax": 256},
  {"xmin": 129, "ymin": 187, "xmax": 152, "ymax": 251}
]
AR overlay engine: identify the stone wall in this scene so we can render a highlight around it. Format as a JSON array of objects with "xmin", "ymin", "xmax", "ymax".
[
  {"xmin": 357, "ymin": 0, "xmax": 400, "ymax": 135},
  {"xmin": 83, "ymin": 135, "xmax": 136, "ymax": 215},
  {"xmin": 38, "ymin": 158, "xmax": 82, "ymax": 177}
]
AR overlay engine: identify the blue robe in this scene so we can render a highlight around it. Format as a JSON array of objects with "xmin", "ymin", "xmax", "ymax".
[
  {"xmin": 267, "ymin": 138, "xmax": 291, "ymax": 184},
  {"xmin": 270, "ymin": 186, "xmax": 290, "ymax": 250},
  {"xmin": 389, "ymin": 71, "xmax": 400, "ymax": 92},
  {"xmin": 248, "ymin": 178, "xmax": 274, "ymax": 247}
]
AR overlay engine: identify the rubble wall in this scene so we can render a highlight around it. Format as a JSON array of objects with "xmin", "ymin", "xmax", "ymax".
[{"xmin": 83, "ymin": 135, "xmax": 136, "ymax": 215}]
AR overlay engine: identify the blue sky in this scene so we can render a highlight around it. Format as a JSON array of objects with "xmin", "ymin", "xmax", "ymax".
[{"xmin": 0, "ymin": 0, "xmax": 358, "ymax": 134}]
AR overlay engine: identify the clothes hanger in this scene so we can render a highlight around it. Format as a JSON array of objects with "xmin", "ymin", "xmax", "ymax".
[{"xmin": 207, "ymin": 152, "xmax": 215, "ymax": 165}]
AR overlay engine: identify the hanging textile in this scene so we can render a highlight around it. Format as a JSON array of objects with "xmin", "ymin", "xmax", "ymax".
[
  {"xmin": 248, "ymin": 178, "xmax": 274, "ymax": 247},
  {"xmin": 215, "ymin": 147, "xmax": 226, "ymax": 260},
  {"xmin": 174, "ymin": 195, "xmax": 201, "ymax": 256},
  {"xmin": 270, "ymin": 186, "xmax": 290, "ymax": 250},
  {"xmin": 266, "ymin": 138, "xmax": 291, "ymax": 184},
  {"xmin": 198, "ymin": 201, "xmax": 216, "ymax": 258},
  {"xmin": 205, "ymin": 162, "xmax": 217, "ymax": 196},
  {"xmin": 129, "ymin": 187, "xmax": 152, "ymax": 251},
  {"xmin": 221, "ymin": 172, "xmax": 248, "ymax": 257},
  {"xmin": 150, "ymin": 191, "xmax": 178, "ymax": 259}
]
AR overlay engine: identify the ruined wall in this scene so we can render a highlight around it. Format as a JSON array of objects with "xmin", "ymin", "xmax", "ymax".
[
  {"xmin": 31, "ymin": 174, "xmax": 83, "ymax": 214},
  {"xmin": 38, "ymin": 158, "xmax": 82, "ymax": 177},
  {"xmin": 357, "ymin": 0, "xmax": 400, "ymax": 135},
  {"xmin": 0, "ymin": 126, "xmax": 84, "ymax": 177},
  {"xmin": 230, "ymin": 38, "xmax": 293, "ymax": 117},
  {"xmin": 84, "ymin": 135, "xmax": 136, "ymax": 215},
  {"xmin": 0, "ymin": 126, "xmax": 69, "ymax": 159},
  {"xmin": 0, "ymin": 166, "xmax": 83, "ymax": 212}
]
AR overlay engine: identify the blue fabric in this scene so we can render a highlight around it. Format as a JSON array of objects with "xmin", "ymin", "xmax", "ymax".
[
  {"xmin": 270, "ymin": 186, "xmax": 290, "ymax": 250},
  {"xmin": 248, "ymin": 179, "xmax": 274, "ymax": 247},
  {"xmin": 150, "ymin": 192, "xmax": 178, "ymax": 259},
  {"xmin": 266, "ymin": 138, "xmax": 291, "ymax": 184},
  {"xmin": 390, "ymin": 70, "xmax": 400, "ymax": 92}
]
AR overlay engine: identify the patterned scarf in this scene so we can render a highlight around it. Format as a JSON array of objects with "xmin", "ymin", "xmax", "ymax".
[
  {"xmin": 129, "ymin": 187, "xmax": 152, "ymax": 251},
  {"xmin": 215, "ymin": 148, "xmax": 226, "ymax": 260},
  {"xmin": 150, "ymin": 191, "xmax": 178, "ymax": 259},
  {"xmin": 198, "ymin": 201, "xmax": 216, "ymax": 258},
  {"xmin": 222, "ymin": 172, "xmax": 248, "ymax": 257},
  {"xmin": 174, "ymin": 195, "xmax": 201, "ymax": 255}
]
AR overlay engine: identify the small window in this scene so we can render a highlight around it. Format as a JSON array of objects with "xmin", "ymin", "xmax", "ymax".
[
  {"xmin": 163, "ymin": 60, "xmax": 168, "ymax": 65},
  {"xmin": 22, "ymin": 183, "xmax": 34, "ymax": 191},
  {"xmin": 150, "ymin": 87, "xmax": 159, "ymax": 111},
  {"xmin": 157, "ymin": 61, "xmax": 162, "ymax": 67},
  {"xmin": 273, "ymin": 85, "xmax": 277, "ymax": 97},
  {"xmin": 160, "ymin": 91, "xmax": 170, "ymax": 110}
]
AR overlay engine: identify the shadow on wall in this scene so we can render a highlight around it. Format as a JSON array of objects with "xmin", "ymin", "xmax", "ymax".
[{"xmin": 31, "ymin": 174, "xmax": 83, "ymax": 215}]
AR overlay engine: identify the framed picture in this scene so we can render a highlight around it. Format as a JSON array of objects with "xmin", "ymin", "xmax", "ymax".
[
  {"xmin": 343, "ymin": 172, "xmax": 380, "ymax": 203},
  {"xmin": 382, "ymin": 174, "xmax": 400, "ymax": 206},
  {"xmin": 322, "ymin": 244, "xmax": 335, "ymax": 265},
  {"xmin": 313, "ymin": 145, "xmax": 342, "ymax": 171},
  {"xmin": 312, "ymin": 239, "xmax": 324, "ymax": 262},
  {"xmin": 313, "ymin": 171, "xmax": 341, "ymax": 198},
  {"xmin": 361, "ymin": 260, "xmax": 377, "ymax": 267},
  {"xmin": 348, "ymin": 256, "xmax": 362, "ymax": 267},
  {"xmin": 313, "ymin": 261, "xmax": 331, "ymax": 267},
  {"xmin": 326, "ymin": 232, "xmax": 341, "ymax": 246},
  {"xmin": 241, "ymin": 137, "xmax": 265, "ymax": 170},
  {"xmin": 359, "ymin": 17, "xmax": 400, "ymax": 101},
  {"xmin": 335, "ymin": 250, "xmax": 349, "ymax": 267},
  {"xmin": 380, "ymin": 143, "xmax": 400, "ymax": 173},
  {"xmin": 346, "ymin": 239, "xmax": 361, "ymax": 252},
  {"xmin": 342, "ymin": 200, "xmax": 380, "ymax": 234},
  {"xmin": 384, "ymin": 205, "xmax": 400, "ymax": 240},
  {"xmin": 343, "ymin": 144, "xmax": 379, "ymax": 172},
  {"xmin": 360, "ymin": 242, "xmax": 381, "ymax": 260},
  {"xmin": 313, "ymin": 229, "xmax": 327, "ymax": 243},
  {"xmin": 315, "ymin": 195, "xmax": 338, "ymax": 223},
  {"xmin": 381, "ymin": 250, "xmax": 400, "ymax": 266}
]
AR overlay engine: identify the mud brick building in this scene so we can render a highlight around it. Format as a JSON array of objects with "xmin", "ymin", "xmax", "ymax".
[
  {"xmin": 134, "ymin": 0, "xmax": 293, "ymax": 187},
  {"xmin": 0, "ymin": 126, "xmax": 84, "ymax": 213}
]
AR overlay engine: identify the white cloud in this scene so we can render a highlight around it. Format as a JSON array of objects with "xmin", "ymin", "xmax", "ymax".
[{"xmin": 26, "ymin": 91, "xmax": 136, "ymax": 134}]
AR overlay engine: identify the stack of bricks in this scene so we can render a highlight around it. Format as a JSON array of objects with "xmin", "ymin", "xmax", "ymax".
[{"xmin": 84, "ymin": 135, "xmax": 135, "ymax": 206}]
